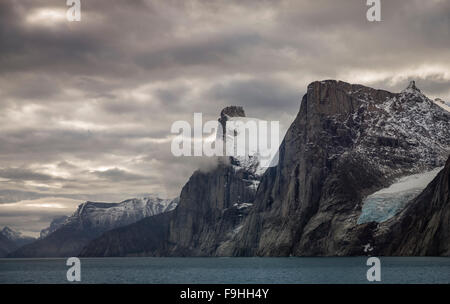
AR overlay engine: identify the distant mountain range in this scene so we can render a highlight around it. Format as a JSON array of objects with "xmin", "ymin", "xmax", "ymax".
[
  {"xmin": 0, "ymin": 226, "xmax": 35, "ymax": 257},
  {"xmin": 8, "ymin": 197, "xmax": 177, "ymax": 257},
  {"xmin": 6, "ymin": 79, "xmax": 450, "ymax": 258}
]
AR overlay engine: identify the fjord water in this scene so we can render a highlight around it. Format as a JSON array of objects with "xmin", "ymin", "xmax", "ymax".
[{"xmin": 1, "ymin": 257, "xmax": 449, "ymax": 284}]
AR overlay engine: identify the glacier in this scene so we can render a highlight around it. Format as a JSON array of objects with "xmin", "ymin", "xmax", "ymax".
[{"xmin": 357, "ymin": 167, "xmax": 443, "ymax": 224}]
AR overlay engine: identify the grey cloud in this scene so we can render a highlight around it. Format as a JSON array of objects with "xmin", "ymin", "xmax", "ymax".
[
  {"xmin": 155, "ymin": 85, "xmax": 190, "ymax": 104},
  {"xmin": 366, "ymin": 73, "xmax": 450, "ymax": 99},
  {"xmin": 0, "ymin": 167, "xmax": 54, "ymax": 181},
  {"xmin": 57, "ymin": 161, "xmax": 78, "ymax": 170},
  {"xmin": 206, "ymin": 78, "xmax": 301, "ymax": 113},
  {"xmin": 90, "ymin": 168, "xmax": 149, "ymax": 182},
  {"xmin": 134, "ymin": 33, "xmax": 263, "ymax": 71}
]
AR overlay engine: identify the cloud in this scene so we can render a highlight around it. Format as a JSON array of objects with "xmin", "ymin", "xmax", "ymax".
[
  {"xmin": 0, "ymin": 167, "xmax": 54, "ymax": 181},
  {"xmin": 90, "ymin": 168, "xmax": 149, "ymax": 182},
  {"xmin": 206, "ymin": 77, "xmax": 301, "ymax": 114},
  {"xmin": 0, "ymin": 197, "xmax": 81, "ymax": 237}
]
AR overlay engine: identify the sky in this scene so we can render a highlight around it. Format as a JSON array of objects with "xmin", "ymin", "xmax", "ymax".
[{"xmin": 0, "ymin": 0, "xmax": 449, "ymax": 236}]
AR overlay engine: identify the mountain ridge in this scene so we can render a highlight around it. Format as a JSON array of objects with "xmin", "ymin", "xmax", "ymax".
[{"xmin": 8, "ymin": 196, "xmax": 177, "ymax": 257}]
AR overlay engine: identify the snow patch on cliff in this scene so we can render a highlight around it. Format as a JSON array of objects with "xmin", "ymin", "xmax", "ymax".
[{"xmin": 358, "ymin": 167, "xmax": 443, "ymax": 224}]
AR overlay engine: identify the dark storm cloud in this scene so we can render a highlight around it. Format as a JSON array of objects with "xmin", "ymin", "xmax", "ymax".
[
  {"xmin": 206, "ymin": 78, "xmax": 301, "ymax": 112},
  {"xmin": 155, "ymin": 85, "xmax": 190, "ymax": 104},
  {"xmin": 134, "ymin": 33, "xmax": 263, "ymax": 71},
  {"xmin": 0, "ymin": 0, "xmax": 449, "ymax": 233}
]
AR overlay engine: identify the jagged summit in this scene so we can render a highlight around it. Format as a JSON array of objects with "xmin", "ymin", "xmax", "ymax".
[
  {"xmin": 220, "ymin": 106, "xmax": 245, "ymax": 118},
  {"xmin": 405, "ymin": 80, "xmax": 420, "ymax": 92},
  {"xmin": 0, "ymin": 226, "xmax": 35, "ymax": 250},
  {"xmin": 218, "ymin": 106, "xmax": 246, "ymax": 137},
  {"xmin": 401, "ymin": 80, "xmax": 424, "ymax": 96},
  {"xmin": 1, "ymin": 226, "xmax": 22, "ymax": 240},
  {"xmin": 69, "ymin": 197, "xmax": 176, "ymax": 230}
]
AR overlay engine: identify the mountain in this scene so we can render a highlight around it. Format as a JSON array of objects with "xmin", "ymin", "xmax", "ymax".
[
  {"xmin": 39, "ymin": 216, "xmax": 69, "ymax": 239},
  {"xmin": 227, "ymin": 80, "xmax": 449, "ymax": 256},
  {"xmin": 83, "ymin": 80, "xmax": 449, "ymax": 257},
  {"xmin": 81, "ymin": 106, "xmax": 263, "ymax": 256},
  {"xmin": 0, "ymin": 227, "xmax": 36, "ymax": 257},
  {"xmin": 1, "ymin": 226, "xmax": 35, "ymax": 247},
  {"xmin": 0, "ymin": 233, "xmax": 16, "ymax": 257},
  {"xmin": 8, "ymin": 196, "xmax": 177, "ymax": 257}
]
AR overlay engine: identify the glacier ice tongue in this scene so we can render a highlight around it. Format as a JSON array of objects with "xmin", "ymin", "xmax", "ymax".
[{"xmin": 357, "ymin": 167, "xmax": 443, "ymax": 224}]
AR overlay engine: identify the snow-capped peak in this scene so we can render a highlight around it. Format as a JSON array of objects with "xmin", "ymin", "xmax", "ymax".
[
  {"xmin": 1, "ymin": 226, "xmax": 23, "ymax": 241},
  {"xmin": 65, "ymin": 196, "xmax": 178, "ymax": 231},
  {"xmin": 398, "ymin": 80, "xmax": 431, "ymax": 105},
  {"xmin": 349, "ymin": 80, "xmax": 450, "ymax": 179},
  {"xmin": 403, "ymin": 80, "xmax": 421, "ymax": 93}
]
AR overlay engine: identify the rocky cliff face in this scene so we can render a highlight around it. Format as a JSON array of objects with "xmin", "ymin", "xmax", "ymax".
[
  {"xmin": 81, "ymin": 106, "xmax": 261, "ymax": 257},
  {"xmin": 9, "ymin": 196, "xmax": 177, "ymax": 257},
  {"xmin": 227, "ymin": 80, "xmax": 450, "ymax": 256},
  {"xmin": 39, "ymin": 216, "xmax": 69, "ymax": 239},
  {"xmin": 167, "ymin": 162, "xmax": 256, "ymax": 256}
]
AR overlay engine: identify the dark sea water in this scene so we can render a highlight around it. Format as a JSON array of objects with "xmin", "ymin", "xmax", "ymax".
[{"xmin": 1, "ymin": 257, "xmax": 449, "ymax": 284}]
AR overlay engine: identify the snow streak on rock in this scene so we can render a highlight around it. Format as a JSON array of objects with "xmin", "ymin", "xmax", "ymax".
[{"xmin": 358, "ymin": 166, "xmax": 443, "ymax": 224}]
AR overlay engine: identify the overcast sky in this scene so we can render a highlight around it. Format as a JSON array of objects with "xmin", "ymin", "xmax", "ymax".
[{"xmin": 0, "ymin": 0, "xmax": 449, "ymax": 236}]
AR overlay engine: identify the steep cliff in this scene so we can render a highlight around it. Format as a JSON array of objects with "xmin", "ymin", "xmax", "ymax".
[{"xmin": 227, "ymin": 80, "xmax": 450, "ymax": 256}]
